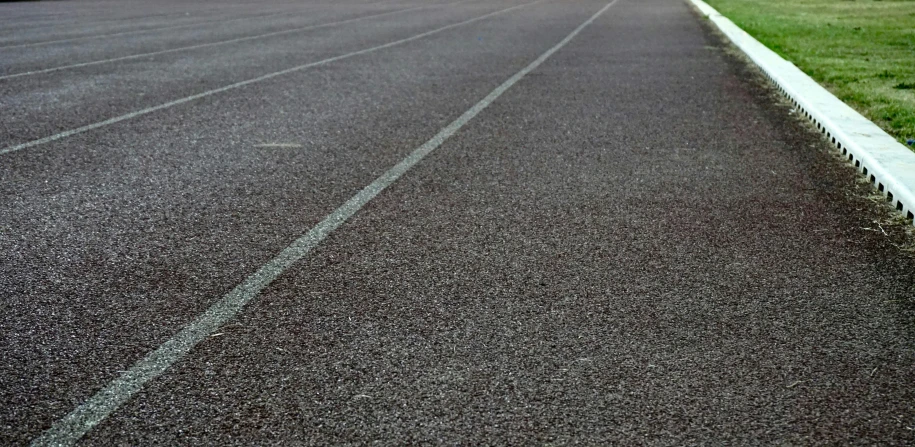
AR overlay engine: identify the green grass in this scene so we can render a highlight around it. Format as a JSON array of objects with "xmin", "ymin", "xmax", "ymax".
[{"xmin": 704, "ymin": 0, "xmax": 915, "ymax": 147}]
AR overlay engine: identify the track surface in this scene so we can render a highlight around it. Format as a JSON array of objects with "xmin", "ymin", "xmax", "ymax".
[{"xmin": 2, "ymin": 0, "xmax": 914, "ymax": 444}]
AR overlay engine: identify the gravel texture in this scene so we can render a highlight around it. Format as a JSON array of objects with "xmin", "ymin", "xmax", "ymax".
[{"xmin": 1, "ymin": 0, "xmax": 914, "ymax": 444}]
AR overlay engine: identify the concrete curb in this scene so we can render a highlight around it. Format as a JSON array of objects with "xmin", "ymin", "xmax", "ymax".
[{"xmin": 690, "ymin": 0, "xmax": 915, "ymax": 224}]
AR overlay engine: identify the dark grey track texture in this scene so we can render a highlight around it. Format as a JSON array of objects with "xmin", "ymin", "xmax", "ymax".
[{"xmin": 2, "ymin": 0, "xmax": 914, "ymax": 445}]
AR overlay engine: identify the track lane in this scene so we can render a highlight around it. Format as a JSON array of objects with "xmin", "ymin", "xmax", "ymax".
[
  {"xmin": 30, "ymin": 4, "xmax": 620, "ymax": 443},
  {"xmin": 0, "ymin": 0, "xmax": 593, "ymax": 443},
  {"xmin": 2, "ymin": 0, "xmax": 914, "ymax": 444},
  {"xmin": 0, "ymin": 0, "xmax": 533, "ymax": 150},
  {"xmin": 0, "ymin": 5, "xmax": 281, "ymax": 46},
  {"xmin": 75, "ymin": 0, "xmax": 915, "ymax": 444},
  {"xmin": 0, "ymin": 1, "xmax": 381, "ymax": 46},
  {"xmin": 0, "ymin": 0, "xmax": 465, "ymax": 81}
]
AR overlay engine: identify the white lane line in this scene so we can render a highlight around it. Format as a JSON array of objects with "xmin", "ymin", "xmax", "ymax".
[
  {"xmin": 0, "ymin": 2, "xmax": 445, "ymax": 81},
  {"xmin": 28, "ymin": 0, "xmax": 619, "ymax": 445},
  {"xmin": 0, "ymin": 11, "xmax": 290, "ymax": 50},
  {"xmin": 0, "ymin": 0, "xmax": 285, "ymax": 26},
  {"xmin": 0, "ymin": 0, "xmax": 439, "ymax": 49},
  {"xmin": 1, "ymin": 0, "xmax": 540, "ymax": 158},
  {"xmin": 254, "ymin": 143, "xmax": 304, "ymax": 148}
]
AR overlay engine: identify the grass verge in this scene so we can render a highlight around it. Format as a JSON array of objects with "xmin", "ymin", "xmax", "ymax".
[{"xmin": 703, "ymin": 0, "xmax": 915, "ymax": 148}]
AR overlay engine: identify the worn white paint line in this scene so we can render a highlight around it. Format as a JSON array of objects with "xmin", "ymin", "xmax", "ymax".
[
  {"xmin": 0, "ymin": 10, "xmax": 290, "ymax": 50},
  {"xmin": 689, "ymin": 0, "xmax": 915, "ymax": 224},
  {"xmin": 0, "ymin": 0, "xmax": 541, "ymax": 157},
  {"xmin": 254, "ymin": 143, "xmax": 304, "ymax": 148},
  {"xmin": 0, "ymin": 1, "xmax": 459, "ymax": 81},
  {"xmin": 0, "ymin": 0, "xmax": 428, "ymax": 49},
  {"xmin": 28, "ymin": 0, "xmax": 619, "ymax": 444}
]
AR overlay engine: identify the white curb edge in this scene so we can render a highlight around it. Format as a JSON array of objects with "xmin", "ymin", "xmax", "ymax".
[{"xmin": 690, "ymin": 0, "xmax": 915, "ymax": 224}]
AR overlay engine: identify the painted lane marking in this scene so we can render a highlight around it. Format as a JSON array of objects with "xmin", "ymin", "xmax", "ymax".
[
  {"xmin": 1, "ymin": 0, "xmax": 540, "ymax": 157},
  {"xmin": 0, "ymin": 10, "xmax": 293, "ymax": 50},
  {"xmin": 0, "ymin": 0, "xmax": 455, "ymax": 49},
  {"xmin": 28, "ymin": 0, "xmax": 620, "ymax": 444},
  {"xmin": 0, "ymin": 0, "xmax": 467, "ymax": 81},
  {"xmin": 254, "ymin": 143, "xmax": 304, "ymax": 148}
]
